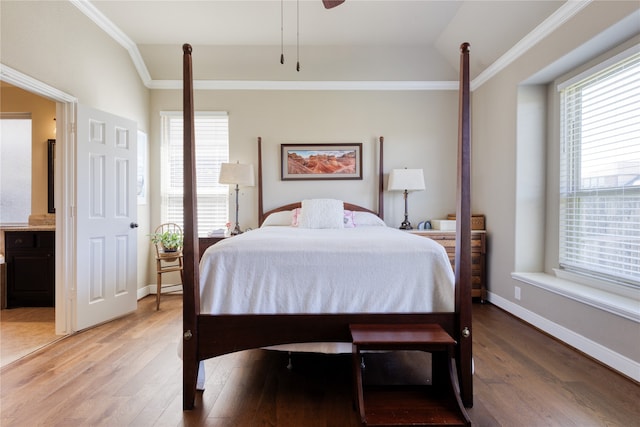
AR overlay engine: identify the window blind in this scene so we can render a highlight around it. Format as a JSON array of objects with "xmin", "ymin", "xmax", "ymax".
[
  {"xmin": 161, "ymin": 112, "xmax": 229, "ymax": 236},
  {"xmin": 559, "ymin": 49, "xmax": 640, "ymax": 287}
]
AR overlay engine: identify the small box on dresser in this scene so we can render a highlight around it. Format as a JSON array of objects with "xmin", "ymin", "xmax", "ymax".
[
  {"xmin": 409, "ymin": 229, "xmax": 486, "ymax": 302},
  {"xmin": 447, "ymin": 213, "xmax": 485, "ymax": 230}
]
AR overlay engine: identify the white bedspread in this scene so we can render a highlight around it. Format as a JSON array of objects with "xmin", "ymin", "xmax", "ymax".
[{"xmin": 199, "ymin": 226, "xmax": 454, "ymax": 315}]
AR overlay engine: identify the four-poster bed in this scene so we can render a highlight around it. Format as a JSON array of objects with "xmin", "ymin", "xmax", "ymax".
[{"xmin": 180, "ymin": 43, "xmax": 473, "ymax": 416}]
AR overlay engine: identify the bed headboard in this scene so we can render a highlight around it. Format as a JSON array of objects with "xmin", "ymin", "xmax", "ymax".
[{"xmin": 257, "ymin": 136, "xmax": 385, "ymax": 226}]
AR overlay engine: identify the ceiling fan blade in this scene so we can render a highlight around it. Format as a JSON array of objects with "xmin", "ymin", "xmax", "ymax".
[{"xmin": 322, "ymin": 0, "xmax": 345, "ymax": 9}]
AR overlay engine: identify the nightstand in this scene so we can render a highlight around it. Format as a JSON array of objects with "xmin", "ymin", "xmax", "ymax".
[{"xmin": 198, "ymin": 236, "xmax": 228, "ymax": 261}]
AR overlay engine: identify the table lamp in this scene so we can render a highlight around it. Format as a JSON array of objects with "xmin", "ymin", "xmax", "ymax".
[
  {"xmin": 219, "ymin": 162, "xmax": 255, "ymax": 235},
  {"xmin": 387, "ymin": 168, "xmax": 425, "ymax": 230}
]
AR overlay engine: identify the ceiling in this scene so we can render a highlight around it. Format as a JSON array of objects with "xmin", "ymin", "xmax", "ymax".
[{"xmin": 81, "ymin": 0, "xmax": 578, "ymax": 85}]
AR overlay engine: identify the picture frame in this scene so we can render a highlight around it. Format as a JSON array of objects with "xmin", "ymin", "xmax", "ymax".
[{"xmin": 281, "ymin": 143, "xmax": 362, "ymax": 180}]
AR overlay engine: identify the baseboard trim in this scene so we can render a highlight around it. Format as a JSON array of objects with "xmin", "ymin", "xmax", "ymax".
[
  {"xmin": 137, "ymin": 287, "xmax": 150, "ymax": 300},
  {"xmin": 487, "ymin": 292, "xmax": 640, "ymax": 383},
  {"xmin": 137, "ymin": 284, "xmax": 182, "ymax": 300}
]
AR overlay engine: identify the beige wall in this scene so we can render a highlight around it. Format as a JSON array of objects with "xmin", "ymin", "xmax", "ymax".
[
  {"xmin": 148, "ymin": 89, "xmax": 460, "ymax": 283},
  {"xmin": 1, "ymin": 84, "xmax": 56, "ymax": 217},
  {"xmin": 1, "ymin": 0, "xmax": 151, "ymax": 289},
  {"xmin": 472, "ymin": 1, "xmax": 640, "ymax": 365},
  {"xmin": 150, "ymin": 89, "xmax": 459, "ymax": 229},
  {"xmin": 0, "ymin": 1, "xmax": 149, "ymax": 127}
]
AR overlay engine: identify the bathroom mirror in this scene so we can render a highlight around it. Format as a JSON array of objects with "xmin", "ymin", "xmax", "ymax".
[{"xmin": 48, "ymin": 139, "xmax": 55, "ymax": 213}]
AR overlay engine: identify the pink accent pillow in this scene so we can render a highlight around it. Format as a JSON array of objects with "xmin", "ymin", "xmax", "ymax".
[
  {"xmin": 291, "ymin": 208, "xmax": 301, "ymax": 226},
  {"xmin": 343, "ymin": 210, "xmax": 356, "ymax": 228}
]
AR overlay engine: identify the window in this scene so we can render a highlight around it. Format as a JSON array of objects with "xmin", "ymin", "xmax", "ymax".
[
  {"xmin": 558, "ymin": 48, "xmax": 640, "ymax": 288},
  {"xmin": 0, "ymin": 115, "xmax": 32, "ymax": 224},
  {"xmin": 160, "ymin": 112, "xmax": 229, "ymax": 236}
]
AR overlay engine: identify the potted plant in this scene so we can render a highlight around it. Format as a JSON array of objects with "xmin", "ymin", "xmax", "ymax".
[{"xmin": 149, "ymin": 230, "xmax": 183, "ymax": 254}]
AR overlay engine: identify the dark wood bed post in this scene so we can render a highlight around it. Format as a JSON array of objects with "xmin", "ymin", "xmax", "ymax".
[
  {"xmin": 378, "ymin": 136, "xmax": 384, "ymax": 219},
  {"xmin": 258, "ymin": 137, "xmax": 263, "ymax": 224},
  {"xmin": 455, "ymin": 42, "xmax": 473, "ymax": 408},
  {"xmin": 182, "ymin": 43, "xmax": 200, "ymax": 410}
]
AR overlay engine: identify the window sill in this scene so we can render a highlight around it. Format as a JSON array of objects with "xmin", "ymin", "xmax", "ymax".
[{"xmin": 511, "ymin": 272, "xmax": 640, "ymax": 323}]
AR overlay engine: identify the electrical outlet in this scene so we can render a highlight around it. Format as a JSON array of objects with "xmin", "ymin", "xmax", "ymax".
[{"xmin": 515, "ymin": 286, "xmax": 521, "ymax": 300}]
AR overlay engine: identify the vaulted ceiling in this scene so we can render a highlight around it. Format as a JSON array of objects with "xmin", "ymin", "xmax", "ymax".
[{"xmin": 77, "ymin": 0, "xmax": 587, "ymax": 86}]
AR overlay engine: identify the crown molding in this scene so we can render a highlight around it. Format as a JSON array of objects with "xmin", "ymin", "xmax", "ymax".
[
  {"xmin": 0, "ymin": 63, "xmax": 77, "ymax": 103},
  {"xmin": 471, "ymin": 0, "xmax": 592, "ymax": 90},
  {"xmin": 148, "ymin": 79, "xmax": 459, "ymax": 91},
  {"xmin": 69, "ymin": 0, "xmax": 152, "ymax": 86},
  {"xmin": 71, "ymin": 0, "xmax": 591, "ymax": 92}
]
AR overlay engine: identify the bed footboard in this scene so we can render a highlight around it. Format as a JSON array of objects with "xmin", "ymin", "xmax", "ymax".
[
  {"xmin": 197, "ymin": 313, "xmax": 456, "ymax": 360},
  {"xmin": 183, "ymin": 312, "xmax": 457, "ymax": 409}
]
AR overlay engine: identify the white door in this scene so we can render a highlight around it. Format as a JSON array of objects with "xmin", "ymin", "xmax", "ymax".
[{"xmin": 75, "ymin": 105, "xmax": 137, "ymax": 330}]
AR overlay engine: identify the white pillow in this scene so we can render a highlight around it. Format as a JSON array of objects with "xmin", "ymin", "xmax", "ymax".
[
  {"xmin": 353, "ymin": 211, "xmax": 386, "ymax": 227},
  {"xmin": 261, "ymin": 210, "xmax": 293, "ymax": 227},
  {"xmin": 298, "ymin": 199, "xmax": 344, "ymax": 229}
]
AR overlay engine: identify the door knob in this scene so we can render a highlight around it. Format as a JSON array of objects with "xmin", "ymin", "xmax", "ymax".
[{"xmin": 130, "ymin": 222, "xmax": 139, "ymax": 229}]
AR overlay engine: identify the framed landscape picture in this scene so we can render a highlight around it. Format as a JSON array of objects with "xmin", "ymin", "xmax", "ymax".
[{"xmin": 281, "ymin": 143, "xmax": 362, "ymax": 180}]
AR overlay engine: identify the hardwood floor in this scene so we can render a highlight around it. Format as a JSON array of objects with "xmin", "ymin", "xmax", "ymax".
[
  {"xmin": 0, "ymin": 307, "xmax": 59, "ymax": 367},
  {"xmin": 1, "ymin": 295, "xmax": 638, "ymax": 426}
]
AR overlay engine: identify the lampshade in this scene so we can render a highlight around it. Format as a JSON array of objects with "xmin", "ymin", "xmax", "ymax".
[
  {"xmin": 387, "ymin": 168, "xmax": 425, "ymax": 192},
  {"xmin": 219, "ymin": 162, "xmax": 255, "ymax": 187}
]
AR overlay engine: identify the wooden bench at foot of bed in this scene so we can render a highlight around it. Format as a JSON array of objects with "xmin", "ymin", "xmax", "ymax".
[{"xmin": 351, "ymin": 324, "xmax": 471, "ymax": 426}]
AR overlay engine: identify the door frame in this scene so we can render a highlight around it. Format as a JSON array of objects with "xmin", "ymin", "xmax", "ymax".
[{"xmin": 1, "ymin": 64, "xmax": 77, "ymax": 335}]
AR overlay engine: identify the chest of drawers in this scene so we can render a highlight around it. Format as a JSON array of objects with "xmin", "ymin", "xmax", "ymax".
[{"xmin": 410, "ymin": 230, "xmax": 486, "ymax": 302}]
